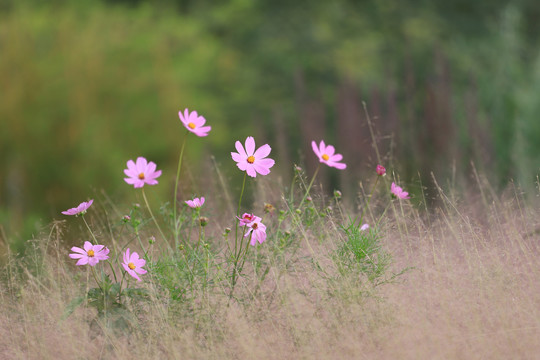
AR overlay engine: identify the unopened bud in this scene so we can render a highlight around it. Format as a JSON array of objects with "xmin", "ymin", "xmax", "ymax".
[
  {"xmin": 199, "ymin": 216, "xmax": 209, "ymax": 227},
  {"xmin": 149, "ymin": 236, "xmax": 156, "ymax": 244},
  {"xmin": 376, "ymin": 165, "xmax": 386, "ymax": 176},
  {"xmin": 224, "ymin": 227, "xmax": 231, "ymax": 234},
  {"xmin": 264, "ymin": 203, "xmax": 275, "ymax": 214},
  {"xmin": 306, "ymin": 196, "xmax": 312, "ymax": 202},
  {"xmin": 333, "ymin": 190, "xmax": 342, "ymax": 199}
]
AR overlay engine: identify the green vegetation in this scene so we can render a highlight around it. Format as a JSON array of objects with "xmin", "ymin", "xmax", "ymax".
[{"xmin": 2, "ymin": 0, "xmax": 540, "ymax": 252}]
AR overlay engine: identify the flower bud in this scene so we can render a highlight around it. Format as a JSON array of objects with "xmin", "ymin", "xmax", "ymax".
[
  {"xmin": 264, "ymin": 203, "xmax": 275, "ymax": 214},
  {"xmin": 333, "ymin": 190, "xmax": 342, "ymax": 199},
  {"xmin": 149, "ymin": 236, "xmax": 156, "ymax": 244},
  {"xmin": 376, "ymin": 165, "xmax": 386, "ymax": 176},
  {"xmin": 199, "ymin": 217, "xmax": 209, "ymax": 227}
]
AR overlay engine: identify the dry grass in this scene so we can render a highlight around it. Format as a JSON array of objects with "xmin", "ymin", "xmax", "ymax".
[{"xmin": 1, "ymin": 181, "xmax": 540, "ymax": 360}]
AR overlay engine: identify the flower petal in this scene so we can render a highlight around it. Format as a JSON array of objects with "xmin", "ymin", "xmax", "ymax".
[
  {"xmin": 245, "ymin": 137, "xmax": 255, "ymax": 155},
  {"xmin": 254, "ymin": 144, "xmax": 271, "ymax": 159},
  {"xmin": 235, "ymin": 141, "xmax": 247, "ymax": 158}
]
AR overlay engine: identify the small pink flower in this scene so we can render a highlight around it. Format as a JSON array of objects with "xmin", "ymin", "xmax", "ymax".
[
  {"xmin": 239, "ymin": 214, "xmax": 267, "ymax": 246},
  {"xmin": 360, "ymin": 223, "xmax": 369, "ymax": 231},
  {"xmin": 231, "ymin": 136, "xmax": 275, "ymax": 177},
  {"xmin": 391, "ymin": 182, "xmax": 410, "ymax": 199},
  {"xmin": 311, "ymin": 140, "xmax": 346, "ymax": 170},
  {"xmin": 185, "ymin": 197, "xmax": 205, "ymax": 209},
  {"xmin": 69, "ymin": 241, "xmax": 109, "ymax": 266},
  {"xmin": 179, "ymin": 109, "xmax": 211, "ymax": 137},
  {"xmin": 237, "ymin": 212, "xmax": 256, "ymax": 226},
  {"xmin": 122, "ymin": 248, "xmax": 147, "ymax": 282},
  {"xmin": 62, "ymin": 199, "xmax": 94, "ymax": 216},
  {"xmin": 124, "ymin": 157, "xmax": 162, "ymax": 188},
  {"xmin": 376, "ymin": 165, "xmax": 386, "ymax": 176}
]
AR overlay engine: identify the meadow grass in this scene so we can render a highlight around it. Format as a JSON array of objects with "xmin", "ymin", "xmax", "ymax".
[{"xmin": 1, "ymin": 172, "xmax": 539, "ymax": 359}]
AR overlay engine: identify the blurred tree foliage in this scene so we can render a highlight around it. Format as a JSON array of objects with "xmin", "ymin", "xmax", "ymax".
[{"xmin": 1, "ymin": 0, "xmax": 540, "ymax": 250}]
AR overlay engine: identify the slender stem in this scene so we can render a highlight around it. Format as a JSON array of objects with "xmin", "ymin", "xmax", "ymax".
[
  {"xmin": 173, "ymin": 132, "xmax": 189, "ymax": 242},
  {"xmin": 359, "ymin": 176, "xmax": 380, "ymax": 226},
  {"xmin": 298, "ymin": 164, "xmax": 320, "ymax": 209},
  {"xmin": 82, "ymin": 216, "xmax": 99, "ymax": 245},
  {"xmin": 233, "ymin": 173, "xmax": 247, "ymax": 269},
  {"xmin": 236, "ymin": 173, "xmax": 247, "ymax": 217},
  {"xmin": 90, "ymin": 266, "xmax": 103, "ymax": 292},
  {"xmin": 142, "ymin": 187, "xmax": 168, "ymax": 244}
]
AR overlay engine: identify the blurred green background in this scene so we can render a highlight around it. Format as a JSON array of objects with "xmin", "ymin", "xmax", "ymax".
[{"xmin": 2, "ymin": 0, "xmax": 540, "ymax": 251}]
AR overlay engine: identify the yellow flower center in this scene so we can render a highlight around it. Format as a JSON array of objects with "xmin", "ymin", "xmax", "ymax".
[
  {"xmin": 322, "ymin": 154, "xmax": 329, "ymax": 161},
  {"xmin": 87, "ymin": 249, "xmax": 95, "ymax": 257},
  {"xmin": 138, "ymin": 173, "xmax": 145, "ymax": 180},
  {"xmin": 188, "ymin": 122, "xmax": 196, "ymax": 129},
  {"xmin": 128, "ymin": 262, "xmax": 136, "ymax": 270},
  {"xmin": 247, "ymin": 156, "xmax": 255, "ymax": 164}
]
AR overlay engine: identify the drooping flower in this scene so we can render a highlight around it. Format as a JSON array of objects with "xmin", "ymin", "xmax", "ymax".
[
  {"xmin": 62, "ymin": 199, "xmax": 94, "ymax": 216},
  {"xmin": 237, "ymin": 212, "xmax": 256, "ymax": 226},
  {"xmin": 360, "ymin": 223, "xmax": 370, "ymax": 231},
  {"xmin": 311, "ymin": 140, "xmax": 346, "ymax": 170},
  {"xmin": 376, "ymin": 165, "xmax": 386, "ymax": 176},
  {"xmin": 239, "ymin": 214, "xmax": 267, "ymax": 246},
  {"xmin": 124, "ymin": 157, "xmax": 162, "ymax": 188},
  {"xmin": 179, "ymin": 109, "xmax": 211, "ymax": 137},
  {"xmin": 122, "ymin": 248, "xmax": 147, "ymax": 282},
  {"xmin": 69, "ymin": 241, "xmax": 109, "ymax": 266},
  {"xmin": 391, "ymin": 182, "xmax": 410, "ymax": 199},
  {"xmin": 231, "ymin": 136, "xmax": 275, "ymax": 177},
  {"xmin": 185, "ymin": 197, "xmax": 205, "ymax": 209}
]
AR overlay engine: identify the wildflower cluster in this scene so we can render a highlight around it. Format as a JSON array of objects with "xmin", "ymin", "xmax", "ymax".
[{"xmin": 60, "ymin": 106, "xmax": 411, "ymax": 311}]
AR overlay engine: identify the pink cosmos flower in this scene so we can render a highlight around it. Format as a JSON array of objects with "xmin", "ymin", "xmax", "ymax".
[
  {"xmin": 124, "ymin": 157, "xmax": 162, "ymax": 188},
  {"xmin": 311, "ymin": 140, "xmax": 346, "ymax": 170},
  {"xmin": 391, "ymin": 182, "xmax": 410, "ymax": 199},
  {"xmin": 69, "ymin": 241, "xmax": 110, "ymax": 266},
  {"xmin": 231, "ymin": 136, "xmax": 275, "ymax": 177},
  {"xmin": 376, "ymin": 165, "xmax": 386, "ymax": 176},
  {"xmin": 62, "ymin": 199, "xmax": 94, "ymax": 216},
  {"xmin": 239, "ymin": 214, "xmax": 267, "ymax": 246},
  {"xmin": 179, "ymin": 109, "xmax": 211, "ymax": 137},
  {"xmin": 185, "ymin": 197, "xmax": 205, "ymax": 209},
  {"xmin": 360, "ymin": 224, "xmax": 370, "ymax": 231},
  {"xmin": 237, "ymin": 212, "xmax": 256, "ymax": 226},
  {"xmin": 122, "ymin": 248, "xmax": 147, "ymax": 282}
]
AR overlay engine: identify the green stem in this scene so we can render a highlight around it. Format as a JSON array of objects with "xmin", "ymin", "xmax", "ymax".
[
  {"xmin": 298, "ymin": 164, "xmax": 320, "ymax": 209},
  {"xmin": 173, "ymin": 132, "xmax": 189, "ymax": 243},
  {"xmin": 82, "ymin": 216, "xmax": 99, "ymax": 245},
  {"xmin": 233, "ymin": 173, "xmax": 247, "ymax": 271},
  {"xmin": 142, "ymin": 187, "xmax": 168, "ymax": 245},
  {"xmin": 359, "ymin": 176, "xmax": 380, "ymax": 226}
]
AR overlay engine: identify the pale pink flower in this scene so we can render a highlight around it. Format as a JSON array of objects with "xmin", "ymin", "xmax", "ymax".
[
  {"xmin": 185, "ymin": 197, "xmax": 205, "ymax": 209},
  {"xmin": 237, "ymin": 212, "xmax": 256, "ymax": 226},
  {"xmin": 239, "ymin": 215, "xmax": 267, "ymax": 246},
  {"xmin": 179, "ymin": 109, "xmax": 211, "ymax": 137},
  {"xmin": 391, "ymin": 182, "xmax": 410, "ymax": 199},
  {"xmin": 376, "ymin": 165, "xmax": 386, "ymax": 176},
  {"xmin": 360, "ymin": 223, "xmax": 370, "ymax": 231},
  {"xmin": 124, "ymin": 157, "xmax": 162, "ymax": 188},
  {"xmin": 231, "ymin": 136, "xmax": 275, "ymax": 177},
  {"xmin": 311, "ymin": 140, "xmax": 346, "ymax": 170},
  {"xmin": 69, "ymin": 241, "xmax": 109, "ymax": 266},
  {"xmin": 122, "ymin": 248, "xmax": 147, "ymax": 282},
  {"xmin": 62, "ymin": 199, "xmax": 93, "ymax": 216}
]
